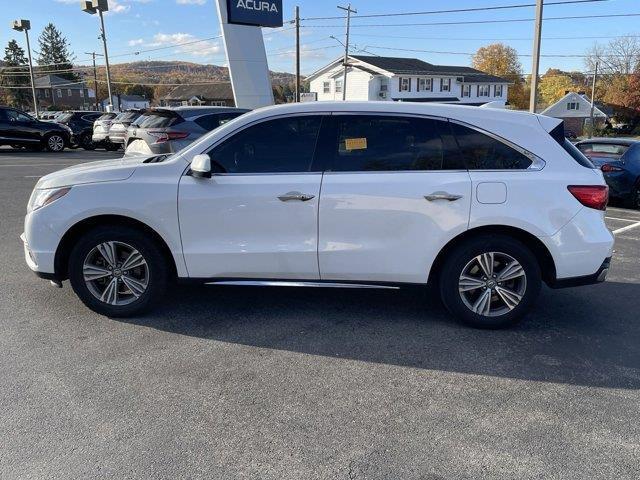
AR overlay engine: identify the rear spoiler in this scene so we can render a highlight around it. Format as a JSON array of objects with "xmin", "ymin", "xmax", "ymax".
[{"xmin": 537, "ymin": 115, "xmax": 564, "ymax": 144}]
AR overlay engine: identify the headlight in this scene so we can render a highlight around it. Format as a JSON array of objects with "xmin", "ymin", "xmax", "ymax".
[{"xmin": 28, "ymin": 187, "xmax": 71, "ymax": 213}]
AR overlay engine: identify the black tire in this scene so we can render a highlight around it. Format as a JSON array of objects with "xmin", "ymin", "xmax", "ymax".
[
  {"xmin": 626, "ymin": 185, "xmax": 640, "ymax": 210},
  {"xmin": 44, "ymin": 133, "xmax": 66, "ymax": 152},
  {"xmin": 104, "ymin": 142, "xmax": 120, "ymax": 152},
  {"xmin": 80, "ymin": 134, "xmax": 96, "ymax": 151},
  {"xmin": 68, "ymin": 225, "xmax": 169, "ymax": 317},
  {"xmin": 439, "ymin": 235, "xmax": 541, "ymax": 329}
]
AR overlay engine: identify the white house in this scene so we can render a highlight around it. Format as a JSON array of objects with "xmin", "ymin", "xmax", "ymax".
[
  {"xmin": 541, "ymin": 91, "xmax": 609, "ymax": 137},
  {"xmin": 308, "ymin": 55, "xmax": 511, "ymax": 106},
  {"xmin": 102, "ymin": 94, "xmax": 150, "ymax": 112}
]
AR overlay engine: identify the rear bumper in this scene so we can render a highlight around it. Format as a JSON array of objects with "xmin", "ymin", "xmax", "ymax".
[{"xmin": 549, "ymin": 257, "xmax": 611, "ymax": 288}]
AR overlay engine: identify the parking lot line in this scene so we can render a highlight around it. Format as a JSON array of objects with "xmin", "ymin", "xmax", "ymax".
[
  {"xmin": 612, "ymin": 221, "xmax": 640, "ymax": 235},
  {"xmin": 605, "ymin": 216, "xmax": 638, "ymax": 222},
  {"xmin": 0, "ymin": 163, "xmax": 76, "ymax": 167}
]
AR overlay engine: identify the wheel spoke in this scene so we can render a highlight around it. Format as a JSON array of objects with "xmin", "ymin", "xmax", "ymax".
[
  {"xmin": 121, "ymin": 275, "xmax": 147, "ymax": 298},
  {"xmin": 100, "ymin": 277, "xmax": 119, "ymax": 305},
  {"xmin": 83, "ymin": 264, "xmax": 112, "ymax": 282},
  {"xmin": 459, "ymin": 275, "xmax": 485, "ymax": 292},
  {"xmin": 497, "ymin": 261, "xmax": 525, "ymax": 283},
  {"xmin": 471, "ymin": 289, "xmax": 492, "ymax": 316},
  {"xmin": 97, "ymin": 242, "xmax": 117, "ymax": 268},
  {"xmin": 121, "ymin": 250, "xmax": 146, "ymax": 271},
  {"xmin": 476, "ymin": 253, "xmax": 494, "ymax": 277},
  {"xmin": 495, "ymin": 286, "xmax": 523, "ymax": 311}
]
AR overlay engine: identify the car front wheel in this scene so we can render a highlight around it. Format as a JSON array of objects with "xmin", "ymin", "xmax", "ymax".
[
  {"xmin": 68, "ymin": 226, "xmax": 169, "ymax": 317},
  {"xmin": 45, "ymin": 134, "xmax": 65, "ymax": 152},
  {"xmin": 439, "ymin": 235, "xmax": 541, "ymax": 329}
]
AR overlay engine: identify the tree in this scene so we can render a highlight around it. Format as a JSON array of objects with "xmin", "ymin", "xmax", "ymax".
[
  {"xmin": 538, "ymin": 71, "xmax": 579, "ymax": 106},
  {"xmin": 36, "ymin": 23, "xmax": 76, "ymax": 81},
  {"xmin": 472, "ymin": 43, "xmax": 528, "ymax": 110},
  {"xmin": 0, "ymin": 39, "xmax": 32, "ymax": 108},
  {"xmin": 125, "ymin": 84, "xmax": 154, "ymax": 101},
  {"xmin": 585, "ymin": 36, "xmax": 640, "ymax": 75}
]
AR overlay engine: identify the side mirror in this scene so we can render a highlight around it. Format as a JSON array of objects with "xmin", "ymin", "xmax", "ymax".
[{"xmin": 191, "ymin": 154, "xmax": 212, "ymax": 179}]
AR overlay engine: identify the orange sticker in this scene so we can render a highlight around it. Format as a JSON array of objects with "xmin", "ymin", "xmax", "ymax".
[{"xmin": 345, "ymin": 137, "xmax": 368, "ymax": 151}]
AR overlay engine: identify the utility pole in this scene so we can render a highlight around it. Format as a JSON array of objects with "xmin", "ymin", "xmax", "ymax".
[
  {"xmin": 589, "ymin": 61, "xmax": 599, "ymax": 139},
  {"xmin": 295, "ymin": 6, "xmax": 301, "ymax": 102},
  {"xmin": 529, "ymin": 0, "xmax": 544, "ymax": 113},
  {"xmin": 338, "ymin": 4, "xmax": 356, "ymax": 101},
  {"xmin": 85, "ymin": 51, "xmax": 102, "ymax": 111},
  {"xmin": 82, "ymin": 1, "xmax": 113, "ymax": 111},
  {"xmin": 12, "ymin": 20, "xmax": 38, "ymax": 118}
]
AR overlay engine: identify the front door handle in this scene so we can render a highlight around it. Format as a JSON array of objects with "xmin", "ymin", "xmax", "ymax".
[
  {"xmin": 424, "ymin": 192, "xmax": 463, "ymax": 202},
  {"xmin": 278, "ymin": 191, "xmax": 315, "ymax": 202}
]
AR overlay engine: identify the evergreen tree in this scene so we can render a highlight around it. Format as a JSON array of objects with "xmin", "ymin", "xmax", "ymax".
[
  {"xmin": 1, "ymin": 39, "xmax": 32, "ymax": 108},
  {"xmin": 36, "ymin": 23, "xmax": 76, "ymax": 81}
]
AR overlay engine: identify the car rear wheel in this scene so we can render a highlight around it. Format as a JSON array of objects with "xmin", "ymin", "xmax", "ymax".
[
  {"xmin": 104, "ymin": 142, "xmax": 120, "ymax": 152},
  {"xmin": 439, "ymin": 235, "xmax": 541, "ymax": 329},
  {"xmin": 45, "ymin": 134, "xmax": 65, "ymax": 152},
  {"xmin": 68, "ymin": 226, "xmax": 169, "ymax": 317},
  {"xmin": 80, "ymin": 133, "xmax": 96, "ymax": 151}
]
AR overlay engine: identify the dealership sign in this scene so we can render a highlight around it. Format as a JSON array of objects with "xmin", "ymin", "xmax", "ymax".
[{"xmin": 227, "ymin": 0, "xmax": 283, "ymax": 28}]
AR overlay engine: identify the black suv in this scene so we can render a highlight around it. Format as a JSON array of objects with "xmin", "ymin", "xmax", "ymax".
[
  {"xmin": 0, "ymin": 106, "xmax": 71, "ymax": 152},
  {"xmin": 55, "ymin": 110, "xmax": 103, "ymax": 150}
]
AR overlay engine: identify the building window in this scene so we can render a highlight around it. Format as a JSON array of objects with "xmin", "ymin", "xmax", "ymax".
[
  {"xmin": 400, "ymin": 77, "xmax": 411, "ymax": 92},
  {"xmin": 380, "ymin": 83, "xmax": 388, "ymax": 92},
  {"xmin": 478, "ymin": 85, "xmax": 490, "ymax": 97},
  {"xmin": 323, "ymin": 81, "xmax": 331, "ymax": 94},
  {"xmin": 494, "ymin": 85, "xmax": 503, "ymax": 97},
  {"xmin": 80, "ymin": 89, "xmax": 84, "ymax": 98},
  {"xmin": 418, "ymin": 78, "xmax": 432, "ymax": 92},
  {"xmin": 440, "ymin": 78, "xmax": 451, "ymax": 92},
  {"xmin": 462, "ymin": 84, "xmax": 471, "ymax": 97},
  {"xmin": 567, "ymin": 102, "xmax": 579, "ymax": 110},
  {"xmin": 56, "ymin": 89, "xmax": 62, "ymax": 98},
  {"xmin": 335, "ymin": 79, "xmax": 343, "ymax": 93},
  {"xmin": 67, "ymin": 89, "xmax": 72, "ymax": 97},
  {"xmin": 45, "ymin": 89, "xmax": 50, "ymax": 98}
]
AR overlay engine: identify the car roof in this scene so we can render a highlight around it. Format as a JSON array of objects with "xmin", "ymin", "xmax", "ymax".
[{"xmin": 575, "ymin": 137, "xmax": 639, "ymax": 146}]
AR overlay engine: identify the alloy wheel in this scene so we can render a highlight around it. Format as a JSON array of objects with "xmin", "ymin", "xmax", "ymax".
[
  {"xmin": 458, "ymin": 252, "xmax": 527, "ymax": 317},
  {"xmin": 48, "ymin": 135, "xmax": 64, "ymax": 152},
  {"xmin": 82, "ymin": 241, "xmax": 149, "ymax": 306}
]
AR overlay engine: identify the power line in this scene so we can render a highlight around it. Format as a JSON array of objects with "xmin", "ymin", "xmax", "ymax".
[
  {"xmin": 297, "ymin": 0, "xmax": 609, "ymax": 21},
  {"xmin": 348, "ymin": 33, "xmax": 640, "ymax": 42}
]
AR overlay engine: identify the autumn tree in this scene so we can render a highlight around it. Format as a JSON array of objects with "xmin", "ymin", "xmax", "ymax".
[
  {"xmin": 36, "ymin": 23, "xmax": 76, "ymax": 80},
  {"xmin": 472, "ymin": 43, "xmax": 528, "ymax": 109},
  {"xmin": 538, "ymin": 70, "xmax": 584, "ymax": 106},
  {"xmin": 1, "ymin": 39, "xmax": 31, "ymax": 108}
]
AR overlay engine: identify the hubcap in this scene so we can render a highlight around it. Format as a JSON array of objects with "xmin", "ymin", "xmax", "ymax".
[
  {"xmin": 458, "ymin": 252, "xmax": 527, "ymax": 317},
  {"xmin": 48, "ymin": 135, "xmax": 64, "ymax": 151},
  {"xmin": 82, "ymin": 241, "xmax": 149, "ymax": 306}
]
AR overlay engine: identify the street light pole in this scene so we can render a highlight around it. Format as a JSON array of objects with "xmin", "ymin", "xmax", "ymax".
[
  {"xmin": 529, "ymin": 0, "xmax": 544, "ymax": 113},
  {"xmin": 12, "ymin": 19, "xmax": 38, "ymax": 118},
  {"xmin": 338, "ymin": 4, "xmax": 356, "ymax": 101},
  {"xmin": 82, "ymin": 1, "xmax": 113, "ymax": 111},
  {"xmin": 97, "ymin": 8, "xmax": 113, "ymax": 111}
]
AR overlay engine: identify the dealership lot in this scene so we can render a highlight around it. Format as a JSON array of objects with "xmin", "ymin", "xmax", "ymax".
[{"xmin": 1, "ymin": 149, "xmax": 639, "ymax": 479}]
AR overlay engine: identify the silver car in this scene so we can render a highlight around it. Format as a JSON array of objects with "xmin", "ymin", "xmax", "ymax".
[{"xmin": 124, "ymin": 106, "xmax": 249, "ymax": 156}]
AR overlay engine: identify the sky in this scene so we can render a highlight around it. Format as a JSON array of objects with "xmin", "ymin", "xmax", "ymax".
[{"xmin": 0, "ymin": 0, "xmax": 638, "ymax": 77}]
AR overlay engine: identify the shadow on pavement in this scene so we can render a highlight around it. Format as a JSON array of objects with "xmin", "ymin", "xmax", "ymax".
[{"xmin": 118, "ymin": 281, "xmax": 640, "ymax": 390}]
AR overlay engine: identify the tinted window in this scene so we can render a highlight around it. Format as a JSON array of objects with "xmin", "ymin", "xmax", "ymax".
[
  {"xmin": 97, "ymin": 113, "xmax": 116, "ymax": 121},
  {"xmin": 121, "ymin": 111, "xmax": 141, "ymax": 122},
  {"xmin": 82, "ymin": 113, "xmax": 102, "ymax": 122},
  {"xmin": 56, "ymin": 112, "xmax": 73, "ymax": 123},
  {"xmin": 329, "ymin": 115, "xmax": 462, "ymax": 172},
  {"xmin": 194, "ymin": 114, "xmax": 223, "ymax": 131},
  {"xmin": 451, "ymin": 123, "xmax": 533, "ymax": 170},
  {"xmin": 577, "ymin": 143, "xmax": 629, "ymax": 161},
  {"xmin": 206, "ymin": 116, "xmax": 322, "ymax": 174},
  {"xmin": 6, "ymin": 110, "xmax": 33, "ymax": 122},
  {"xmin": 139, "ymin": 112, "xmax": 183, "ymax": 128}
]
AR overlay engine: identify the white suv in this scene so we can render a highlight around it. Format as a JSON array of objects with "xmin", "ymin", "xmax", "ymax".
[{"xmin": 22, "ymin": 102, "xmax": 613, "ymax": 328}]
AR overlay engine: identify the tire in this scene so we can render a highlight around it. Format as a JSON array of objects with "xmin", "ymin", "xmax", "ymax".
[
  {"xmin": 439, "ymin": 235, "xmax": 541, "ymax": 329},
  {"xmin": 104, "ymin": 142, "xmax": 120, "ymax": 152},
  {"xmin": 44, "ymin": 133, "xmax": 65, "ymax": 152},
  {"xmin": 80, "ymin": 134, "xmax": 96, "ymax": 151},
  {"xmin": 68, "ymin": 225, "xmax": 169, "ymax": 317},
  {"xmin": 626, "ymin": 185, "xmax": 640, "ymax": 210}
]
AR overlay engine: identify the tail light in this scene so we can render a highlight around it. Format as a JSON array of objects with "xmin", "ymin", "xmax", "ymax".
[
  {"xmin": 567, "ymin": 185, "xmax": 609, "ymax": 211},
  {"xmin": 147, "ymin": 130, "xmax": 190, "ymax": 144},
  {"xmin": 601, "ymin": 164, "xmax": 623, "ymax": 173}
]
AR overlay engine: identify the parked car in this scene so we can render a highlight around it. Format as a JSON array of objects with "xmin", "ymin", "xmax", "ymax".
[
  {"xmin": 22, "ymin": 102, "xmax": 613, "ymax": 329},
  {"xmin": 575, "ymin": 138, "xmax": 640, "ymax": 209},
  {"xmin": 40, "ymin": 111, "xmax": 62, "ymax": 121},
  {"xmin": 107, "ymin": 109, "xmax": 143, "ymax": 147},
  {"xmin": 55, "ymin": 111, "xmax": 103, "ymax": 150},
  {"xmin": 91, "ymin": 112, "xmax": 120, "ymax": 151},
  {"xmin": 124, "ymin": 106, "xmax": 248, "ymax": 156},
  {"xmin": 0, "ymin": 106, "xmax": 70, "ymax": 152}
]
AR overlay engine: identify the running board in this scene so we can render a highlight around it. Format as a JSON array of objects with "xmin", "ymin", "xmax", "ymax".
[{"xmin": 204, "ymin": 280, "xmax": 400, "ymax": 290}]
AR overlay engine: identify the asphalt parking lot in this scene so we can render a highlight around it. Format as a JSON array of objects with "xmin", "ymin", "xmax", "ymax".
[{"xmin": 1, "ymin": 148, "xmax": 639, "ymax": 479}]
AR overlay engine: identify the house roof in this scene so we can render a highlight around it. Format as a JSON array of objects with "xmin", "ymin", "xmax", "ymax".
[
  {"xmin": 34, "ymin": 74, "xmax": 84, "ymax": 88},
  {"xmin": 162, "ymin": 83, "xmax": 234, "ymax": 101}
]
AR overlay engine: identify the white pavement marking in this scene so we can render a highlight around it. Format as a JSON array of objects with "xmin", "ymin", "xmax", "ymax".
[
  {"xmin": 605, "ymin": 216, "xmax": 638, "ymax": 222},
  {"xmin": 612, "ymin": 221, "xmax": 640, "ymax": 235},
  {"xmin": 0, "ymin": 163, "xmax": 75, "ymax": 167},
  {"xmin": 24, "ymin": 175, "xmax": 42, "ymax": 178}
]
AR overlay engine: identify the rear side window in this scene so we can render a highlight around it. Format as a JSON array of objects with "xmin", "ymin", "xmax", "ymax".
[
  {"xmin": 140, "ymin": 112, "xmax": 183, "ymax": 129},
  {"xmin": 327, "ymin": 115, "xmax": 464, "ymax": 172},
  {"xmin": 451, "ymin": 122, "xmax": 533, "ymax": 170},
  {"xmin": 207, "ymin": 116, "xmax": 322, "ymax": 173}
]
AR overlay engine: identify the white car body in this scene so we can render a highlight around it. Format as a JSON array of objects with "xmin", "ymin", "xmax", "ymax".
[{"xmin": 22, "ymin": 102, "xmax": 614, "ymax": 325}]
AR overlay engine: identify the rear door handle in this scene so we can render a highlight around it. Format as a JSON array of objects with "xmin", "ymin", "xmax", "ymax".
[
  {"xmin": 278, "ymin": 191, "xmax": 315, "ymax": 202},
  {"xmin": 424, "ymin": 192, "xmax": 463, "ymax": 202}
]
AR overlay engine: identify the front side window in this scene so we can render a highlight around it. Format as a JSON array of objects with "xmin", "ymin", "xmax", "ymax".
[
  {"xmin": 328, "ymin": 115, "xmax": 464, "ymax": 172},
  {"xmin": 6, "ymin": 109, "xmax": 33, "ymax": 122},
  {"xmin": 206, "ymin": 116, "xmax": 323, "ymax": 174},
  {"xmin": 451, "ymin": 122, "xmax": 533, "ymax": 170},
  {"xmin": 323, "ymin": 81, "xmax": 331, "ymax": 93}
]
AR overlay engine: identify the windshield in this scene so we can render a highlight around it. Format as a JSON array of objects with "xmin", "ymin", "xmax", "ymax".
[{"xmin": 577, "ymin": 143, "xmax": 630, "ymax": 161}]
